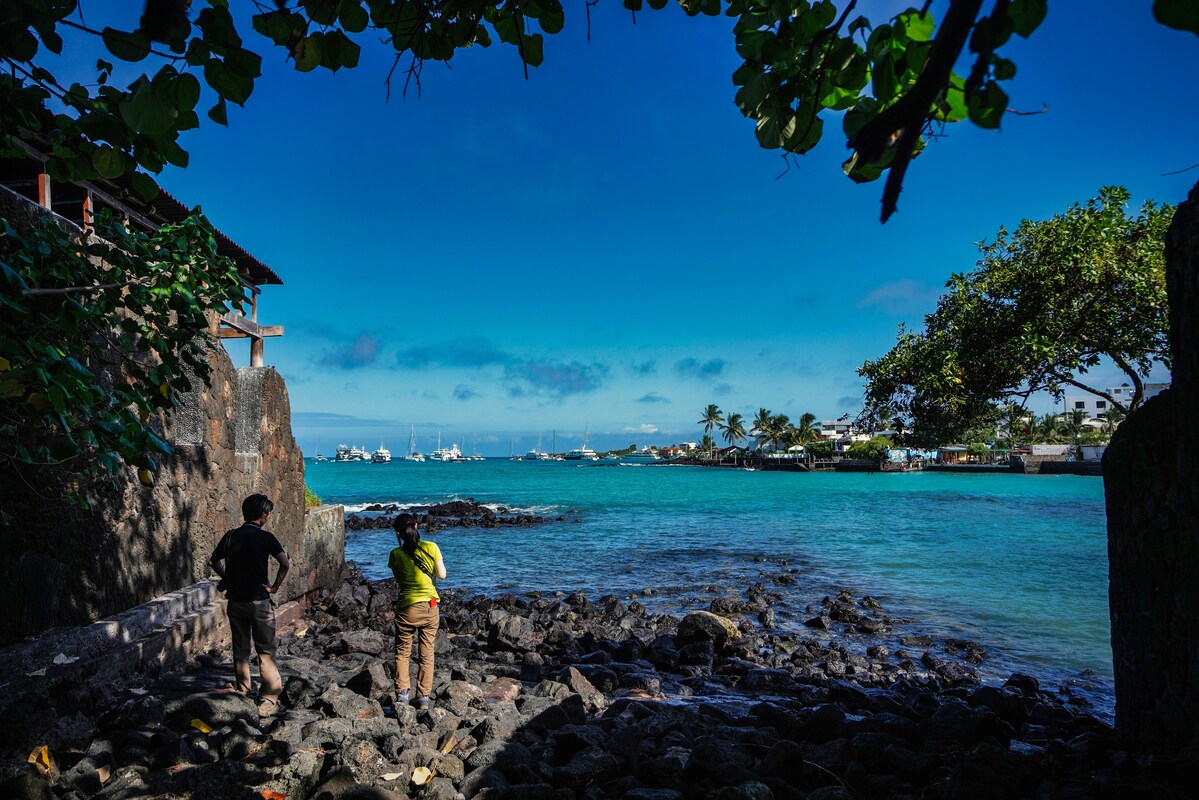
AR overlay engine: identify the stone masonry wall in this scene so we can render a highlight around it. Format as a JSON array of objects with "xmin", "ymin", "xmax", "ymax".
[{"xmin": 0, "ymin": 188, "xmax": 329, "ymax": 641}]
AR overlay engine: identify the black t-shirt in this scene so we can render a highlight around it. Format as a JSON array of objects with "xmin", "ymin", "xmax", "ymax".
[{"xmin": 212, "ymin": 522, "xmax": 284, "ymax": 602}]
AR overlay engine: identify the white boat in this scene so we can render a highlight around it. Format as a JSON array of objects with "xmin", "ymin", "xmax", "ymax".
[
  {"xmin": 621, "ymin": 446, "xmax": 661, "ymax": 463},
  {"xmin": 525, "ymin": 432, "xmax": 551, "ymax": 460},
  {"xmin": 315, "ymin": 438, "xmax": 327, "ymax": 462},
  {"xmin": 430, "ymin": 443, "xmax": 465, "ymax": 461},
  {"xmin": 469, "ymin": 434, "xmax": 485, "ymax": 460},
  {"xmin": 335, "ymin": 444, "xmax": 369, "ymax": 462},
  {"xmin": 563, "ymin": 426, "xmax": 599, "ymax": 461},
  {"xmin": 371, "ymin": 445, "xmax": 391, "ymax": 463},
  {"xmin": 428, "ymin": 433, "xmax": 466, "ymax": 462},
  {"xmin": 403, "ymin": 426, "xmax": 425, "ymax": 462}
]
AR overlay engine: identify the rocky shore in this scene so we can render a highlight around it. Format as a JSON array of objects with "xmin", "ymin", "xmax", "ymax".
[
  {"xmin": 0, "ymin": 566, "xmax": 1187, "ymax": 800},
  {"xmin": 345, "ymin": 500, "xmax": 564, "ymax": 533}
]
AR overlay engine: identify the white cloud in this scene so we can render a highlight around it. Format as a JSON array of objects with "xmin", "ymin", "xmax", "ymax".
[{"xmin": 622, "ymin": 423, "xmax": 660, "ymax": 434}]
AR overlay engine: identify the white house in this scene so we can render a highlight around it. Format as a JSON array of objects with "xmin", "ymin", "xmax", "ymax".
[{"xmin": 1064, "ymin": 382, "xmax": 1170, "ymax": 419}]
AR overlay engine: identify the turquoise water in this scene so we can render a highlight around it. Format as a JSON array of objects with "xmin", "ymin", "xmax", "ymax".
[{"xmin": 306, "ymin": 459, "xmax": 1112, "ymax": 710}]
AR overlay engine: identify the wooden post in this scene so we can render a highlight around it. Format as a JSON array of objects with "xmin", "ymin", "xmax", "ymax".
[
  {"xmin": 249, "ymin": 294, "xmax": 263, "ymax": 366},
  {"xmin": 81, "ymin": 191, "xmax": 93, "ymax": 231},
  {"xmin": 37, "ymin": 173, "xmax": 51, "ymax": 208}
]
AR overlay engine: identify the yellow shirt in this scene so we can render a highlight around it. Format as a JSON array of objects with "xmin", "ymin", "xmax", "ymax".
[{"xmin": 388, "ymin": 540, "xmax": 442, "ymax": 609}]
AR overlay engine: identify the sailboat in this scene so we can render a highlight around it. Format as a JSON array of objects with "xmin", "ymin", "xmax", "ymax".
[
  {"xmin": 403, "ymin": 426, "xmax": 425, "ymax": 462},
  {"xmin": 470, "ymin": 433, "xmax": 485, "ymax": 460},
  {"xmin": 314, "ymin": 438, "xmax": 327, "ymax": 462},
  {"xmin": 564, "ymin": 425, "xmax": 599, "ymax": 461},
  {"xmin": 524, "ymin": 432, "xmax": 551, "ymax": 460},
  {"xmin": 429, "ymin": 433, "xmax": 464, "ymax": 462}
]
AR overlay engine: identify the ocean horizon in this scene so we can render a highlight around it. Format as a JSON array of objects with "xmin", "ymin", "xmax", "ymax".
[{"xmin": 305, "ymin": 458, "xmax": 1113, "ymax": 718}]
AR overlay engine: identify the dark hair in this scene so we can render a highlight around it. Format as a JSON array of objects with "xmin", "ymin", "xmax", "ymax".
[
  {"xmin": 393, "ymin": 513, "xmax": 419, "ymax": 553},
  {"xmin": 393, "ymin": 513, "xmax": 434, "ymax": 577},
  {"xmin": 242, "ymin": 494, "xmax": 274, "ymax": 521}
]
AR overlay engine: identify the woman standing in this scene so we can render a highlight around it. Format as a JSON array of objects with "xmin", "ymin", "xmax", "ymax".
[{"xmin": 388, "ymin": 513, "xmax": 446, "ymax": 710}]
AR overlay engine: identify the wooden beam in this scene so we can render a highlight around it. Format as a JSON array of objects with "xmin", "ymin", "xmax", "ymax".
[
  {"xmin": 219, "ymin": 311, "xmax": 282, "ymax": 339},
  {"xmin": 219, "ymin": 325, "xmax": 283, "ymax": 339},
  {"xmin": 82, "ymin": 191, "xmax": 93, "ymax": 231}
]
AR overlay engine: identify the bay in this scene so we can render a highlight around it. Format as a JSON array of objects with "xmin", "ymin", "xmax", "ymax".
[{"xmin": 306, "ymin": 458, "xmax": 1112, "ymax": 714}]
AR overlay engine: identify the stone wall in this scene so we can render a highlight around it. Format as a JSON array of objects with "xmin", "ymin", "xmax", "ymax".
[
  {"xmin": 1009, "ymin": 454, "xmax": 1066, "ymax": 474},
  {"xmin": 0, "ymin": 188, "xmax": 326, "ymax": 641},
  {"xmin": 1104, "ymin": 181, "xmax": 1199, "ymax": 758}
]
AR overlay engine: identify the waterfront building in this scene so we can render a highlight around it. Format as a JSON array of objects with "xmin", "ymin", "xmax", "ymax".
[{"xmin": 1064, "ymin": 382, "xmax": 1170, "ymax": 419}]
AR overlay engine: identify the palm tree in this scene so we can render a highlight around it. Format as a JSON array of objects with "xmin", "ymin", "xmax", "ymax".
[
  {"xmin": 750, "ymin": 407, "xmax": 772, "ymax": 452},
  {"xmin": 792, "ymin": 412, "xmax": 821, "ymax": 445},
  {"xmin": 719, "ymin": 412, "xmax": 746, "ymax": 447},
  {"xmin": 1102, "ymin": 406, "xmax": 1126, "ymax": 437},
  {"xmin": 999, "ymin": 401, "xmax": 1027, "ymax": 444},
  {"xmin": 767, "ymin": 414, "xmax": 791, "ymax": 453},
  {"xmin": 1061, "ymin": 409, "xmax": 1088, "ymax": 444},
  {"xmin": 1037, "ymin": 413, "xmax": 1062, "ymax": 444},
  {"xmin": 697, "ymin": 404, "xmax": 723, "ymax": 458}
]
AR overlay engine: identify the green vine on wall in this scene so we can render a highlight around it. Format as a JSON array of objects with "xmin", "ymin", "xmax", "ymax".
[{"xmin": 0, "ymin": 207, "xmax": 244, "ymax": 495}]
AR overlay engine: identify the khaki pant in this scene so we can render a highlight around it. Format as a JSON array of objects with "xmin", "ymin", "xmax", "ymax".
[{"xmin": 394, "ymin": 602, "xmax": 439, "ymax": 698}]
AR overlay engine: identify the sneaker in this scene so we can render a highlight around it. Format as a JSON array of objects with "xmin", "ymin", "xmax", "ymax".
[
  {"xmin": 417, "ymin": 696, "xmax": 430, "ymax": 711},
  {"xmin": 395, "ymin": 690, "xmax": 409, "ymax": 706}
]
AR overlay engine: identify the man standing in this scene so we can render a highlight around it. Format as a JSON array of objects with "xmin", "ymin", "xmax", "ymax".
[{"xmin": 210, "ymin": 493, "xmax": 290, "ymax": 715}]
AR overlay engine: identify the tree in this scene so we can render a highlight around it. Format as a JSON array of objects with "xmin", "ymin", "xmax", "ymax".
[
  {"xmin": 859, "ymin": 188, "xmax": 1172, "ymax": 446},
  {"xmin": 791, "ymin": 412, "xmax": 822, "ymax": 446},
  {"xmin": 719, "ymin": 412, "xmax": 746, "ymax": 447},
  {"xmin": 966, "ymin": 442, "xmax": 991, "ymax": 460},
  {"xmin": 1061, "ymin": 409, "xmax": 1089, "ymax": 445},
  {"xmin": 1103, "ymin": 406, "xmax": 1126, "ymax": 436},
  {"xmin": 766, "ymin": 413, "xmax": 791, "ymax": 452},
  {"xmin": 750, "ymin": 407, "xmax": 772, "ymax": 451},
  {"xmin": 1036, "ymin": 413, "xmax": 1061, "ymax": 444},
  {"xmin": 697, "ymin": 403, "xmax": 724, "ymax": 453},
  {"xmin": 0, "ymin": 0, "xmax": 1064, "ymax": 226},
  {"xmin": 847, "ymin": 435, "xmax": 892, "ymax": 461}
]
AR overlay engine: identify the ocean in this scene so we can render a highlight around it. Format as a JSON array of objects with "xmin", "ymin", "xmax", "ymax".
[{"xmin": 305, "ymin": 458, "xmax": 1113, "ymax": 716}]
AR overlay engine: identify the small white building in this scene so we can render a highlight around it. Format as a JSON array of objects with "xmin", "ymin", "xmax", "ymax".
[
  {"xmin": 820, "ymin": 419, "xmax": 854, "ymax": 439},
  {"xmin": 1064, "ymin": 382, "xmax": 1170, "ymax": 418}
]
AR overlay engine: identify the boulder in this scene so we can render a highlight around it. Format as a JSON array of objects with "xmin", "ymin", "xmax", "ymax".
[{"xmin": 677, "ymin": 611, "xmax": 742, "ymax": 653}]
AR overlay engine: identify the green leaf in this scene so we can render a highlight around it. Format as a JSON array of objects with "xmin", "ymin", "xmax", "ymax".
[
  {"xmin": 204, "ymin": 59, "xmax": 254, "ymax": 104},
  {"xmin": 967, "ymin": 82, "xmax": 1008, "ymax": 129},
  {"xmin": 898, "ymin": 10, "xmax": 935, "ymax": 42},
  {"xmin": 521, "ymin": 33, "xmax": 544, "ymax": 68},
  {"xmin": 119, "ymin": 81, "xmax": 176, "ymax": 135},
  {"xmin": 101, "ymin": 27, "xmax": 151, "ymax": 62},
  {"xmin": 539, "ymin": 1, "xmax": 565, "ymax": 35},
  {"xmin": 1010, "ymin": 0, "xmax": 1049, "ymax": 38},
  {"xmin": 304, "ymin": 0, "xmax": 339, "ymax": 26},
  {"xmin": 293, "ymin": 34, "xmax": 322, "ymax": 72},
  {"xmin": 848, "ymin": 16, "xmax": 871, "ymax": 36},
  {"xmin": 207, "ymin": 97, "xmax": 228, "ymax": 125},
  {"xmin": 1154, "ymin": 0, "xmax": 1199, "ymax": 35},
  {"xmin": 992, "ymin": 57, "xmax": 1017, "ymax": 81},
  {"xmin": 339, "ymin": 1, "xmax": 369, "ymax": 33},
  {"xmin": 169, "ymin": 72, "xmax": 202, "ymax": 110},
  {"xmin": 131, "ymin": 171, "xmax": 160, "ymax": 201},
  {"xmin": 89, "ymin": 146, "xmax": 127, "ymax": 179},
  {"xmin": 225, "ymin": 47, "xmax": 263, "ymax": 78}
]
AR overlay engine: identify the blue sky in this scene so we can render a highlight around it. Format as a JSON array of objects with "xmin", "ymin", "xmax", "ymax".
[{"xmin": 57, "ymin": 2, "xmax": 1198, "ymax": 454}]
